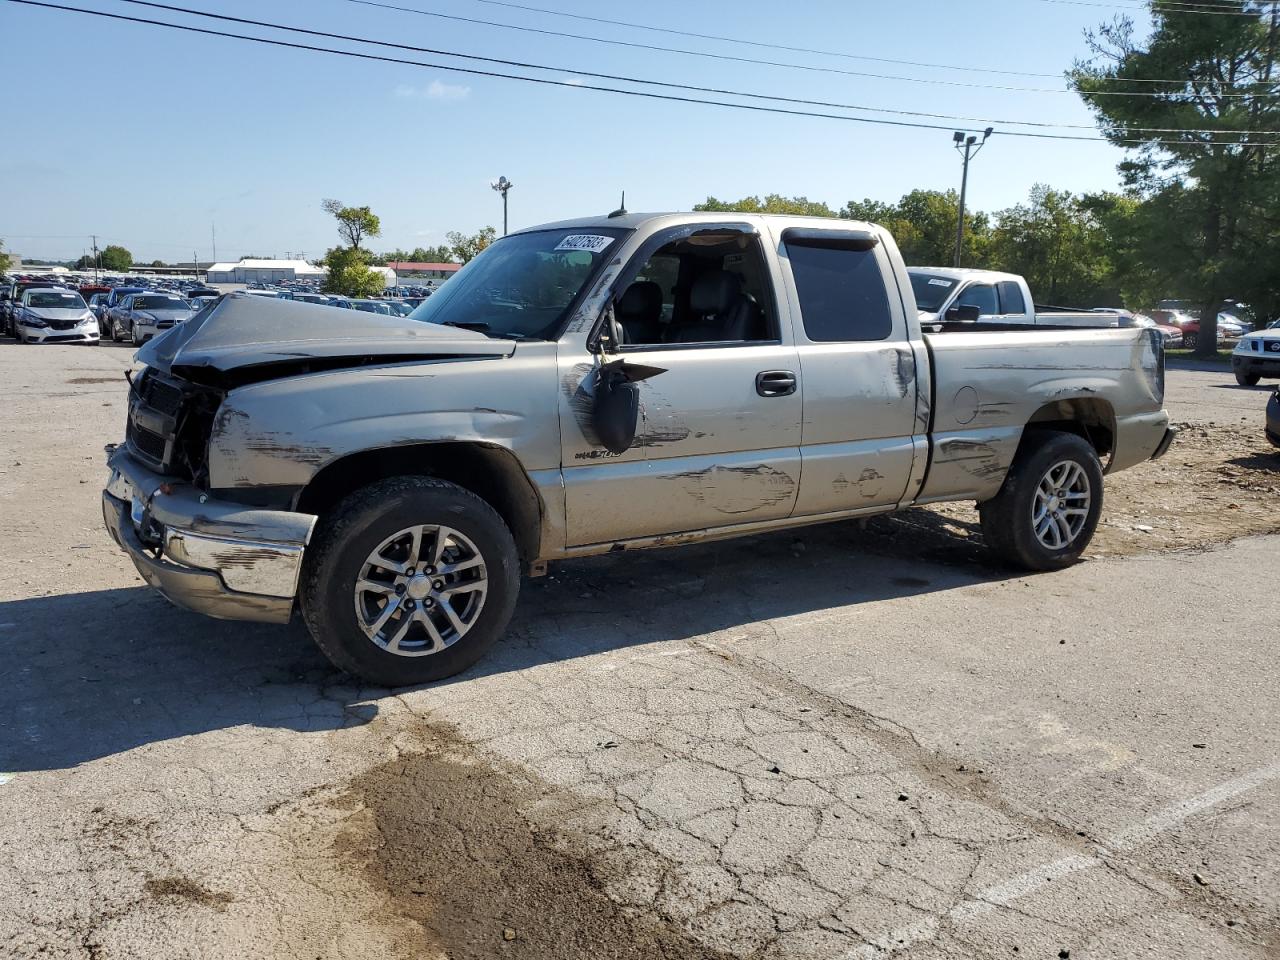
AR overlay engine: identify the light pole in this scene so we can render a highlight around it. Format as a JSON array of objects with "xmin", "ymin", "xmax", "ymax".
[
  {"xmin": 491, "ymin": 176, "xmax": 513, "ymax": 235},
  {"xmin": 952, "ymin": 127, "xmax": 993, "ymax": 268}
]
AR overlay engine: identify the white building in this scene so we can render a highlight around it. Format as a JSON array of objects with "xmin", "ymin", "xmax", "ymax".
[
  {"xmin": 204, "ymin": 257, "xmax": 394, "ymax": 288},
  {"xmin": 204, "ymin": 258, "xmax": 328, "ymax": 285}
]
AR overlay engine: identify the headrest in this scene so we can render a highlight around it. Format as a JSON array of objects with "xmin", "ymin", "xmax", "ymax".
[
  {"xmin": 690, "ymin": 270, "xmax": 740, "ymax": 315},
  {"xmin": 617, "ymin": 280, "xmax": 662, "ymax": 319}
]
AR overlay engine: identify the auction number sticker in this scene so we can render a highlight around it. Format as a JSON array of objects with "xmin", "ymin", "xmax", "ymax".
[
  {"xmin": 555, "ymin": 235, "xmax": 615, "ymax": 254},
  {"xmin": 927, "ymin": 278, "xmax": 954, "ymax": 287}
]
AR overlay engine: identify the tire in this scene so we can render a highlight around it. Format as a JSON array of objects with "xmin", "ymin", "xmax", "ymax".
[
  {"xmin": 300, "ymin": 476, "xmax": 520, "ymax": 686},
  {"xmin": 1183, "ymin": 332, "xmax": 1198, "ymax": 351},
  {"xmin": 978, "ymin": 430, "xmax": 1104, "ymax": 572},
  {"xmin": 111, "ymin": 319, "xmax": 121, "ymax": 343},
  {"xmin": 1236, "ymin": 370, "xmax": 1261, "ymax": 387},
  {"xmin": 130, "ymin": 323, "xmax": 140, "ymax": 346}
]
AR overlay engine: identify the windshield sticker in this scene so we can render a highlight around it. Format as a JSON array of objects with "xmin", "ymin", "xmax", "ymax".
[
  {"xmin": 928, "ymin": 278, "xmax": 954, "ymax": 287},
  {"xmin": 555, "ymin": 235, "xmax": 615, "ymax": 254}
]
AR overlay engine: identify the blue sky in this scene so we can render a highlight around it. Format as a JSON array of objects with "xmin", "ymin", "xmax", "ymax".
[{"xmin": 2, "ymin": 0, "xmax": 1153, "ymax": 263}]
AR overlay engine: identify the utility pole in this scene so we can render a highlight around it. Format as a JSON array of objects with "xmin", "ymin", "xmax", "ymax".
[
  {"xmin": 90, "ymin": 234, "xmax": 100, "ymax": 282},
  {"xmin": 211, "ymin": 223, "xmax": 217, "ymax": 264},
  {"xmin": 952, "ymin": 127, "xmax": 993, "ymax": 268},
  {"xmin": 491, "ymin": 176, "xmax": 513, "ymax": 235},
  {"xmin": 194, "ymin": 250, "xmax": 200, "ymax": 281}
]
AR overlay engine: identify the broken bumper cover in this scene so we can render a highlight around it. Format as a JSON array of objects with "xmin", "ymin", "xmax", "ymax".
[{"xmin": 102, "ymin": 447, "xmax": 317, "ymax": 624}]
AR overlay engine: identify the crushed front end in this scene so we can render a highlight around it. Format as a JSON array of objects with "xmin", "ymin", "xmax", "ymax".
[{"xmin": 102, "ymin": 367, "xmax": 316, "ymax": 624}]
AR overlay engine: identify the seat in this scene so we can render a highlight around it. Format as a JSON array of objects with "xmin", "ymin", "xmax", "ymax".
[
  {"xmin": 615, "ymin": 280, "xmax": 663, "ymax": 345},
  {"xmin": 668, "ymin": 270, "xmax": 762, "ymax": 343}
]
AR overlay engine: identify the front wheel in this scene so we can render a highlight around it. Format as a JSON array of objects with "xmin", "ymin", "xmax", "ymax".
[
  {"xmin": 111, "ymin": 319, "xmax": 121, "ymax": 343},
  {"xmin": 129, "ymin": 323, "xmax": 140, "ymax": 346},
  {"xmin": 300, "ymin": 476, "xmax": 520, "ymax": 686},
  {"xmin": 979, "ymin": 431, "xmax": 1104, "ymax": 571},
  {"xmin": 1236, "ymin": 370, "xmax": 1261, "ymax": 387},
  {"xmin": 1183, "ymin": 332, "xmax": 1199, "ymax": 351}
]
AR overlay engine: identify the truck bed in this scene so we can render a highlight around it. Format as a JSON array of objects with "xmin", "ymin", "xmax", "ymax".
[{"xmin": 915, "ymin": 325, "xmax": 1167, "ymax": 505}]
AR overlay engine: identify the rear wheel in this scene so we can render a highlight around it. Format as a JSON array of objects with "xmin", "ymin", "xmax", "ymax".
[
  {"xmin": 1236, "ymin": 370, "xmax": 1261, "ymax": 387},
  {"xmin": 979, "ymin": 431, "xmax": 1104, "ymax": 571},
  {"xmin": 300, "ymin": 476, "xmax": 520, "ymax": 686}
]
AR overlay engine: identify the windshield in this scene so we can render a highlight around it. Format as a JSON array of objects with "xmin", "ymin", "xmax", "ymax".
[
  {"xmin": 908, "ymin": 272, "xmax": 958, "ymax": 312},
  {"xmin": 135, "ymin": 295, "xmax": 188, "ymax": 310},
  {"xmin": 408, "ymin": 227, "xmax": 628, "ymax": 339},
  {"xmin": 27, "ymin": 292, "xmax": 86, "ymax": 309}
]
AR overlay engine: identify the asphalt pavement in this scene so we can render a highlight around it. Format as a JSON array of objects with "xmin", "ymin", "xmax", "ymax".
[{"xmin": 0, "ymin": 342, "xmax": 1276, "ymax": 959}]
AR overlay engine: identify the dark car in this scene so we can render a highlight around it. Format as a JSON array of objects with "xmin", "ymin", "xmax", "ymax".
[{"xmin": 1267, "ymin": 387, "xmax": 1280, "ymax": 448}]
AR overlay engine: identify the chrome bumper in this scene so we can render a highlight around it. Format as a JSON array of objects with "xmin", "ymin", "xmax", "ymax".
[{"xmin": 102, "ymin": 447, "xmax": 317, "ymax": 624}]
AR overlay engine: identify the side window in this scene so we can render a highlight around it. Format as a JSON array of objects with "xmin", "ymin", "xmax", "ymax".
[
  {"xmin": 957, "ymin": 283, "xmax": 997, "ymax": 316},
  {"xmin": 785, "ymin": 242, "xmax": 893, "ymax": 342},
  {"xmin": 616, "ymin": 230, "xmax": 775, "ymax": 347},
  {"xmin": 997, "ymin": 281, "xmax": 1026, "ymax": 316}
]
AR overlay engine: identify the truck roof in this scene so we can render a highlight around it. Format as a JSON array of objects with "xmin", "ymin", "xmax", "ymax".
[
  {"xmin": 512, "ymin": 211, "xmax": 881, "ymax": 234},
  {"xmin": 908, "ymin": 266, "xmax": 1025, "ymax": 284}
]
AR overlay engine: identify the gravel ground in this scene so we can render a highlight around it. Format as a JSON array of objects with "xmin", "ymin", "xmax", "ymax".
[{"xmin": 1, "ymin": 342, "xmax": 1277, "ymax": 960}]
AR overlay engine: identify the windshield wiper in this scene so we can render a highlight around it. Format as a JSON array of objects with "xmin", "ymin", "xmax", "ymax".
[{"xmin": 440, "ymin": 320, "xmax": 527, "ymax": 340}]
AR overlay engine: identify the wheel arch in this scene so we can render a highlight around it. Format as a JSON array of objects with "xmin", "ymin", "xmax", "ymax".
[
  {"xmin": 1021, "ymin": 397, "xmax": 1116, "ymax": 468},
  {"xmin": 295, "ymin": 441, "xmax": 544, "ymax": 570}
]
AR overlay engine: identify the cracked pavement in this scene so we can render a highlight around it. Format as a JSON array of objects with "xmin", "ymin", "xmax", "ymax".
[{"xmin": 1, "ymin": 343, "xmax": 1277, "ymax": 959}]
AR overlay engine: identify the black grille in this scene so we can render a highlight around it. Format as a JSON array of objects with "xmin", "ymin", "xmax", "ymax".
[
  {"xmin": 141, "ymin": 375, "xmax": 184, "ymax": 416},
  {"xmin": 128, "ymin": 420, "xmax": 168, "ymax": 462}
]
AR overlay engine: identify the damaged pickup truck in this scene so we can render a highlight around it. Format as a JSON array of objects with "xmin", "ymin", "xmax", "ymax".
[{"xmin": 103, "ymin": 213, "xmax": 1176, "ymax": 685}]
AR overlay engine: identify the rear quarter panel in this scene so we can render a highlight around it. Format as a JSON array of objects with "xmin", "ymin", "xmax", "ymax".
[{"xmin": 920, "ymin": 327, "xmax": 1167, "ymax": 502}]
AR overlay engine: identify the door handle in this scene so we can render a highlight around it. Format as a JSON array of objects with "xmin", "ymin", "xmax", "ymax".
[{"xmin": 756, "ymin": 370, "xmax": 797, "ymax": 397}]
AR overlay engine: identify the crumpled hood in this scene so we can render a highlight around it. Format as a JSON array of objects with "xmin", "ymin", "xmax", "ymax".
[
  {"xmin": 136, "ymin": 294, "xmax": 512, "ymax": 375},
  {"xmin": 25, "ymin": 307, "xmax": 93, "ymax": 322}
]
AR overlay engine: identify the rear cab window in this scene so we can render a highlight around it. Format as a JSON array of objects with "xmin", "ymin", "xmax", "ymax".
[{"xmin": 783, "ymin": 236, "xmax": 893, "ymax": 342}]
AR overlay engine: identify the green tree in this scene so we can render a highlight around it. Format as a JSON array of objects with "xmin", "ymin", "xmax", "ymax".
[
  {"xmin": 446, "ymin": 226, "xmax": 497, "ymax": 264},
  {"xmin": 988, "ymin": 185, "xmax": 1117, "ymax": 306},
  {"xmin": 0, "ymin": 240, "xmax": 12, "ymax": 275},
  {"xmin": 100, "ymin": 245, "xmax": 132, "ymax": 271},
  {"xmin": 74, "ymin": 254, "xmax": 96, "ymax": 271},
  {"xmin": 322, "ymin": 246, "xmax": 385, "ymax": 298},
  {"xmin": 322, "ymin": 198, "xmax": 381, "ymax": 251},
  {"xmin": 1072, "ymin": 2, "xmax": 1280, "ymax": 354},
  {"xmin": 884, "ymin": 189, "xmax": 991, "ymax": 267},
  {"xmin": 694, "ymin": 194, "xmax": 837, "ymax": 217}
]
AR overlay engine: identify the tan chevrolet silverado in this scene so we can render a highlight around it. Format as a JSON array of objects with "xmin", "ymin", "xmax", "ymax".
[{"xmin": 103, "ymin": 213, "xmax": 1175, "ymax": 685}]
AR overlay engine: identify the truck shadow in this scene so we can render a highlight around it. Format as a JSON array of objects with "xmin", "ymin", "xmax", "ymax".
[
  {"xmin": 0, "ymin": 511, "xmax": 1006, "ymax": 772},
  {"xmin": 0, "ymin": 588, "xmax": 375, "ymax": 773}
]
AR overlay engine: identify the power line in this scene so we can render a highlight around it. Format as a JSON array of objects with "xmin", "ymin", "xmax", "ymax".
[
  {"xmin": 105, "ymin": 0, "xmax": 1280, "ymax": 133},
  {"xmin": 8, "ymin": 0, "xmax": 1280, "ymax": 146},
  {"xmin": 465, "ymin": 0, "xmax": 1271, "ymax": 84},
  {"xmin": 341, "ymin": 0, "xmax": 1278, "ymax": 97},
  {"xmin": 1039, "ymin": 0, "xmax": 1270, "ymax": 16},
  {"xmin": 465, "ymin": 0, "xmax": 1064, "ymax": 80}
]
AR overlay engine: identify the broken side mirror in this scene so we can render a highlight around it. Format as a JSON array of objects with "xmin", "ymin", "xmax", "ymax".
[
  {"xmin": 591, "ymin": 359, "xmax": 668, "ymax": 455},
  {"xmin": 945, "ymin": 304, "xmax": 981, "ymax": 323}
]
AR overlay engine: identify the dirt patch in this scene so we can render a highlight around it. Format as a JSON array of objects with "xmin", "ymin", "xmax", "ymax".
[
  {"xmin": 66, "ymin": 376, "xmax": 123, "ymax": 385},
  {"xmin": 864, "ymin": 421, "xmax": 1279, "ymax": 564},
  {"xmin": 143, "ymin": 875, "xmax": 235, "ymax": 911},
  {"xmin": 335, "ymin": 731, "xmax": 732, "ymax": 960}
]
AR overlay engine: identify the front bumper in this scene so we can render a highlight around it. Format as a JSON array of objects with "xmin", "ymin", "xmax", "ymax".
[
  {"xmin": 20, "ymin": 323, "xmax": 99, "ymax": 343},
  {"xmin": 102, "ymin": 447, "xmax": 317, "ymax": 624},
  {"xmin": 1233, "ymin": 354, "xmax": 1280, "ymax": 379}
]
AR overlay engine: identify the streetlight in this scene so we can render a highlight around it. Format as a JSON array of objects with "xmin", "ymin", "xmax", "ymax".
[
  {"xmin": 491, "ymin": 176, "xmax": 513, "ymax": 235},
  {"xmin": 952, "ymin": 127, "xmax": 993, "ymax": 268}
]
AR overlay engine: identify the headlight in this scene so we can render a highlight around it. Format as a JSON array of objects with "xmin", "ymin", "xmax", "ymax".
[{"xmin": 24, "ymin": 316, "xmax": 48, "ymax": 328}]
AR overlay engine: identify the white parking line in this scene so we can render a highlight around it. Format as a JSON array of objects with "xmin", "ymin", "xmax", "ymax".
[{"xmin": 845, "ymin": 762, "xmax": 1280, "ymax": 957}]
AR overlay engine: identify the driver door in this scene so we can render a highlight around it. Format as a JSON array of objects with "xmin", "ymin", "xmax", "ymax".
[{"xmin": 558, "ymin": 224, "xmax": 802, "ymax": 548}]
